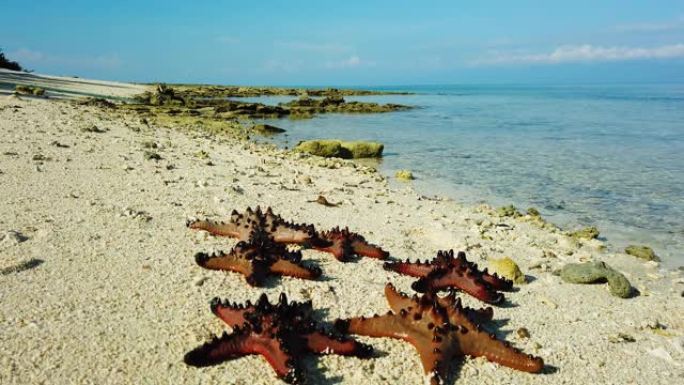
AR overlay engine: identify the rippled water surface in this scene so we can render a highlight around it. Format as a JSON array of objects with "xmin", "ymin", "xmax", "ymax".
[{"xmin": 247, "ymin": 84, "xmax": 684, "ymax": 267}]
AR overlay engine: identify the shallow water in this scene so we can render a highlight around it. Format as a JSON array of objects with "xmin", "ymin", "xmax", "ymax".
[{"xmin": 250, "ymin": 84, "xmax": 684, "ymax": 267}]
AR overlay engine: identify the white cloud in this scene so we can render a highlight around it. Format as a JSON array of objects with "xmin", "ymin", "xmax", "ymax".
[
  {"xmin": 614, "ymin": 16, "xmax": 684, "ymax": 32},
  {"xmin": 261, "ymin": 58, "xmax": 302, "ymax": 73},
  {"xmin": 325, "ymin": 55, "xmax": 373, "ymax": 69},
  {"xmin": 215, "ymin": 36, "xmax": 240, "ymax": 44},
  {"xmin": 8, "ymin": 48, "xmax": 122, "ymax": 70},
  {"xmin": 274, "ymin": 41, "xmax": 351, "ymax": 54},
  {"xmin": 10, "ymin": 48, "xmax": 44, "ymax": 62},
  {"xmin": 472, "ymin": 44, "xmax": 684, "ymax": 65}
]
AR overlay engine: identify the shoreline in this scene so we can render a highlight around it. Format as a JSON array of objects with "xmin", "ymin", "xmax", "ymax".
[{"xmin": 1, "ymin": 95, "xmax": 682, "ymax": 384}]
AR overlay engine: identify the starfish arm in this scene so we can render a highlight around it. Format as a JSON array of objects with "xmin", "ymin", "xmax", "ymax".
[
  {"xmin": 340, "ymin": 313, "xmax": 410, "ymax": 340},
  {"xmin": 210, "ymin": 298, "xmax": 254, "ymax": 328},
  {"xmin": 457, "ymin": 328, "xmax": 544, "ymax": 373},
  {"xmin": 414, "ymin": 270, "xmax": 504, "ymax": 305},
  {"xmin": 184, "ymin": 330, "xmax": 254, "ymax": 367},
  {"xmin": 185, "ymin": 328, "xmax": 301, "ymax": 381},
  {"xmin": 436, "ymin": 292, "xmax": 493, "ymax": 326},
  {"xmin": 481, "ymin": 269, "xmax": 514, "ymax": 291},
  {"xmin": 304, "ymin": 331, "xmax": 373, "ymax": 357},
  {"xmin": 384, "ymin": 283, "xmax": 420, "ymax": 313},
  {"xmin": 383, "ymin": 260, "xmax": 434, "ymax": 277},
  {"xmin": 414, "ymin": 340, "xmax": 453, "ymax": 385},
  {"xmin": 270, "ymin": 259, "xmax": 322, "ymax": 280},
  {"xmin": 187, "ymin": 219, "xmax": 243, "ymax": 239},
  {"xmin": 271, "ymin": 223, "xmax": 315, "ymax": 245},
  {"xmin": 194, "ymin": 251, "xmax": 253, "ymax": 276},
  {"xmin": 350, "ymin": 239, "xmax": 389, "ymax": 259},
  {"xmin": 314, "ymin": 238, "xmax": 351, "ymax": 261}
]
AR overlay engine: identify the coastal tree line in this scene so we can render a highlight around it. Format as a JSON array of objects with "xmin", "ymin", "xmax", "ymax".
[{"xmin": 0, "ymin": 49, "xmax": 24, "ymax": 71}]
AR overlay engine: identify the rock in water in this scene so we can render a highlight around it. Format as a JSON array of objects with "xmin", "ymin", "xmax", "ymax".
[
  {"xmin": 250, "ymin": 124, "xmax": 286, "ymax": 135},
  {"xmin": 569, "ymin": 226, "xmax": 600, "ymax": 240},
  {"xmin": 395, "ymin": 169, "xmax": 415, "ymax": 181},
  {"xmin": 497, "ymin": 205, "xmax": 522, "ymax": 218},
  {"xmin": 559, "ymin": 261, "xmax": 632, "ymax": 298},
  {"xmin": 624, "ymin": 245, "xmax": 659, "ymax": 262},
  {"xmin": 488, "ymin": 257, "xmax": 526, "ymax": 284},
  {"xmin": 294, "ymin": 140, "xmax": 384, "ymax": 159}
]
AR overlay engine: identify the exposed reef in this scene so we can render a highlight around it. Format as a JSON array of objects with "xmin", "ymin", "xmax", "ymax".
[
  {"xmin": 171, "ymin": 84, "xmax": 413, "ymax": 98},
  {"xmin": 282, "ymin": 95, "xmax": 411, "ymax": 117},
  {"xmin": 294, "ymin": 139, "xmax": 384, "ymax": 159}
]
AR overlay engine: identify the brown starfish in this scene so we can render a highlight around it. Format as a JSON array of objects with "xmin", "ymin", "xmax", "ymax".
[
  {"xmin": 194, "ymin": 229, "xmax": 321, "ymax": 286},
  {"xmin": 187, "ymin": 206, "xmax": 327, "ymax": 247},
  {"xmin": 314, "ymin": 226, "xmax": 389, "ymax": 262},
  {"xmin": 185, "ymin": 293, "xmax": 373, "ymax": 384},
  {"xmin": 335, "ymin": 284, "xmax": 544, "ymax": 385},
  {"xmin": 384, "ymin": 250, "xmax": 513, "ymax": 304}
]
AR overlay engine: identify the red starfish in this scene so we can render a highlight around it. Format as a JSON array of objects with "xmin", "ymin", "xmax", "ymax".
[
  {"xmin": 384, "ymin": 250, "xmax": 512, "ymax": 304},
  {"xmin": 187, "ymin": 206, "xmax": 328, "ymax": 247},
  {"xmin": 194, "ymin": 230, "xmax": 321, "ymax": 286},
  {"xmin": 335, "ymin": 284, "xmax": 544, "ymax": 385},
  {"xmin": 314, "ymin": 226, "xmax": 389, "ymax": 261},
  {"xmin": 185, "ymin": 293, "xmax": 373, "ymax": 384}
]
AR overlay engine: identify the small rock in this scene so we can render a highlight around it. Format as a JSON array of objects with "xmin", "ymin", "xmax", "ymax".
[
  {"xmin": 81, "ymin": 124, "xmax": 107, "ymax": 133},
  {"xmin": 625, "ymin": 245, "xmax": 659, "ymax": 262},
  {"xmin": 488, "ymin": 257, "xmax": 526, "ymax": 284},
  {"xmin": 608, "ymin": 333, "xmax": 636, "ymax": 343},
  {"xmin": 50, "ymin": 141, "xmax": 69, "ymax": 148},
  {"xmin": 144, "ymin": 151, "xmax": 162, "ymax": 161},
  {"xmin": 194, "ymin": 277, "xmax": 208, "ymax": 287},
  {"xmin": 559, "ymin": 261, "xmax": 633, "ymax": 298},
  {"xmin": 527, "ymin": 207, "xmax": 541, "ymax": 217},
  {"xmin": 569, "ymin": 226, "xmax": 600, "ymax": 240},
  {"xmin": 0, "ymin": 230, "xmax": 28, "ymax": 248},
  {"xmin": 297, "ymin": 175, "xmax": 312, "ymax": 185},
  {"xmin": 516, "ymin": 328, "xmax": 530, "ymax": 339},
  {"xmin": 496, "ymin": 205, "xmax": 522, "ymax": 218},
  {"xmin": 395, "ymin": 169, "xmax": 415, "ymax": 181}
]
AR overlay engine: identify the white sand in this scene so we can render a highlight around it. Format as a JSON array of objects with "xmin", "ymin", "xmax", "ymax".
[
  {"xmin": 0, "ymin": 96, "xmax": 682, "ymax": 385},
  {"xmin": 0, "ymin": 69, "xmax": 150, "ymax": 98}
]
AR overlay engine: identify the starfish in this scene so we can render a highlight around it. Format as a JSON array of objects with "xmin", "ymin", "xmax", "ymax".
[
  {"xmin": 335, "ymin": 284, "xmax": 544, "ymax": 385},
  {"xmin": 314, "ymin": 226, "xmax": 389, "ymax": 262},
  {"xmin": 185, "ymin": 293, "xmax": 373, "ymax": 384},
  {"xmin": 194, "ymin": 229, "xmax": 322, "ymax": 286},
  {"xmin": 384, "ymin": 250, "xmax": 512, "ymax": 304},
  {"xmin": 187, "ymin": 206, "xmax": 328, "ymax": 247}
]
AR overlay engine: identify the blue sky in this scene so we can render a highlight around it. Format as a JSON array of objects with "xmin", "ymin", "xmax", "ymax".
[{"xmin": 2, "ymin": 0, "xmax": 684, "ymax": 85}]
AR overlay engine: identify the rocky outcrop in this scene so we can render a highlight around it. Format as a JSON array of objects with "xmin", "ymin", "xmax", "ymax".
[{"xmin": 294, "ymin": 140, "xmax": 384, "ymax": 159}]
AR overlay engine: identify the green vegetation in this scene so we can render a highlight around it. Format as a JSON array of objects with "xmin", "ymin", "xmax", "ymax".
[{"xmin": 0, "ymin": 49, "xmax": 23, "ymax": 71}]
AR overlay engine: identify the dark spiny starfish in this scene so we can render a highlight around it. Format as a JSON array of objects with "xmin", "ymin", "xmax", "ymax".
[
  {"xmin": 194, "ymin": 229, "xmax": 321, "ymax": 286},
  {"xmin": 384, "ymin": 250, "xmax": 512, "ymax": 304},
  {"xmin": 314, "ymin": 226, "xmax": 389, "ymax": 262},
  {"xmin": 185, "ymin": 293, "xmax": 373, "ymax": 384},
  {"xmin": 187, "ymin": 206, "xmax": 328, "ymax": 247},
  {"xmin": 335, "ymin": 284, "xmax": 544, "ymax": 385}
]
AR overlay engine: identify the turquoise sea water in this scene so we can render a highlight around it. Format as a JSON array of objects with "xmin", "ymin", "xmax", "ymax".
[{"xmin": 248, "ymin": 84, "xmax": 684, "ymax": 267}]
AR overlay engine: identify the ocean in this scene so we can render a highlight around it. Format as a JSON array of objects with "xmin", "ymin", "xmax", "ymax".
[{"xmin": 244, "ymin": 84, "xmax": 684, "ymax": 267}]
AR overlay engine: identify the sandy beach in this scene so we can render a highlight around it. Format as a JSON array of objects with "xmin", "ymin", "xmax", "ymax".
[{"xmin": 1, "ymin": 91, "xmax": 683, "ymax": 385}]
